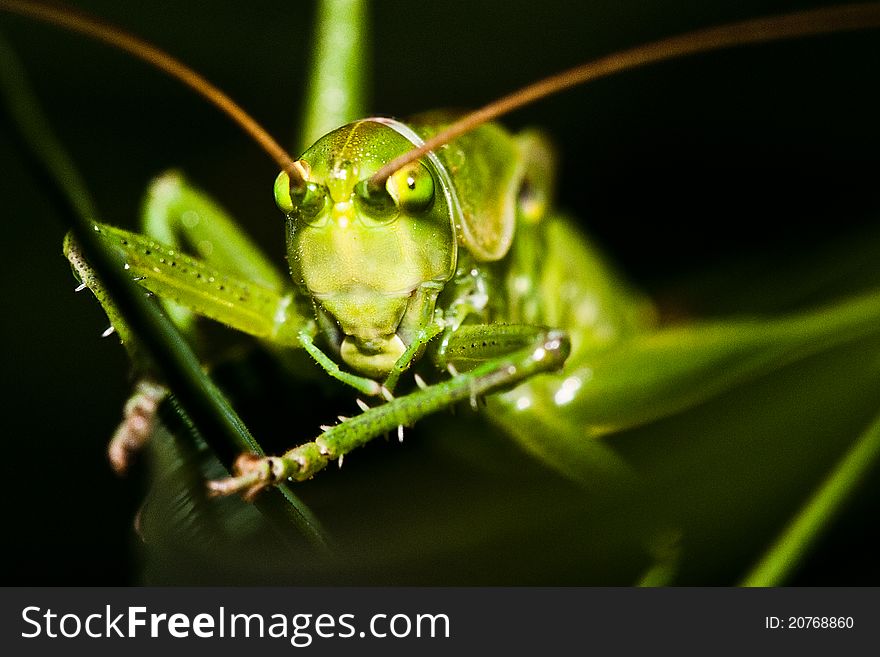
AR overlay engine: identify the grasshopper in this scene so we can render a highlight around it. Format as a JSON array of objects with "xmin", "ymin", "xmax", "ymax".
[{"xmin": 3, "ymin": 0, "xmax": 880, "ymax": 584}]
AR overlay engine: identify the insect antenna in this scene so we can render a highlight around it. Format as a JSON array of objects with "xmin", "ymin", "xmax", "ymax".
[
  {"xmin": 369, "ymin": 2, "xmax": 880, "ymax": 189},
  {"xmin": 0, "ymin": 0, "xmax": 309, "ymax": 189}
]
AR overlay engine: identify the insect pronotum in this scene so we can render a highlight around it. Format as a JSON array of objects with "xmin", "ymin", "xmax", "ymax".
[{"xmin": 3, "ymin": 0, "xmax": 879, "ymax": 585}]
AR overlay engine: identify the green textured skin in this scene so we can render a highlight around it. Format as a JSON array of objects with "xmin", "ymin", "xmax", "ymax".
[
  {"xmin": 286, "ymin": 120, "xmax": 458, "ymax": 376},
  {"xmin": 409, "ymin": 112, "xmax": 523, "ymax": 262}
]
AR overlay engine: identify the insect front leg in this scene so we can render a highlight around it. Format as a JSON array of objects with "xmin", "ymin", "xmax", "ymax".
[
  {"xmin": 77, "ymin": 173, "xmax": 303, "ymax": 470},
  {"xmin": 65, "ymin": 233, "xmax": 170, "ymax": 472},
  {"xmin": 138, "ymin": 170, "xmax": 289, "ymax": 336},
  {"xmin": 208, "ymin": 325, "xmax": 571, "ymax": 498},
  {"xmin": 66, "ymin": 220, "xmax": 318, "ymax": 470}
]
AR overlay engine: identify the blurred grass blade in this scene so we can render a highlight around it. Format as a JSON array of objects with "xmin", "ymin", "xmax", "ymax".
[
  {"xmin": 568, "ymin": 290, "xmax": 880, "ymax": 433},
  {"xmin": 741, "ymin": 409, "xmax": 880, "ymax": 586},
  {"xmin": 0, "ymin": 31, "xmax": 331, "ymax": 552},
  {"xmin": 298, "ymin": 0, "xmax": 368, "ymax": 151}
]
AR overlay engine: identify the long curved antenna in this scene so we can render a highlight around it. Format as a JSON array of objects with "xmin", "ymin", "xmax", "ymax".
[
  {"xmin": 0, "ymin": 0, "xmax": 308, "ymax": 187},
  {"xmin": 370, "ymin": 2, "xmax": 880, "ymax": 189}
]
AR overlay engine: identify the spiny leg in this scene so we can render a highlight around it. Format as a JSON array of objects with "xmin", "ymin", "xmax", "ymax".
[
  {"xmin": 65, "ymin": 223, "xmax": 316, "ymax": 471},
  {"xmin": 139, "ymin": 170, "xmax": 288, "ymax": 335},
  {"xmin": 142, "ymin": 171, "xmax": 286, "ymax": 288},
  {"xmin": 90, "ymin": 223, "xmax": 312, "ymax": 344},
  {"xmin": 208, "ymin": 325, "xmax": 570, "ymax": 498},
  {"xmin": 66, "ymin": 233, "xmax": 171, "ymax": 471}
]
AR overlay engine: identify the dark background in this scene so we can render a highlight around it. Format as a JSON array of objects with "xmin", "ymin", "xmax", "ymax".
[{"xmin": 1, "ymin": 0, "xmax": 878, "ymax": 584}]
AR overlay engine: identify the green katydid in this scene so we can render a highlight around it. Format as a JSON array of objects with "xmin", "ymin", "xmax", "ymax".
[{"xmin": 3, "ymin": 0, "xmax": 880, "ymax": 584}]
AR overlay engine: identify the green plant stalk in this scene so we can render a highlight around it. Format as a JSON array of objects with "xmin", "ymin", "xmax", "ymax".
[
  {"xmin": 0, "ymin": 31, "xmax": 330, "ymax": 553},
  {"xmin": 740, "ymin": 409, "xmax": 880, "ymax": 586},
  {"xmin": 298, "ymin": 0, "xmax": 368, "ymax": 152}
]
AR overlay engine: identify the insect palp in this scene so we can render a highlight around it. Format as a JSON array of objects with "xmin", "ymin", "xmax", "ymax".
[
  {"xmin": 101, "ymin": 326, "xmax": 116, "ymax": 338},
  {"xmin": 397, "ymin": 425, "xmax": 404, "ymax": 443},
  {"xmin": 337, "ymin": 415, "xmax": 350, "ymax": 422},
  {"xmin": 413, "ymin": 373, "xmax": 428, "ymax": 390},
  {"xmin": 74, "ymin": 282, "xmax": 87, "ymax": 292},
  {"xmin": 380, "ymin": 386, "xmax": 395, "ymax": 402},
  {"xmin": 356, "ymin": 398, "xmax": 370, "ymax": 412},
  {"xmin": 447, "ymin": 364, "xmax": 459, "ymax": 377}
]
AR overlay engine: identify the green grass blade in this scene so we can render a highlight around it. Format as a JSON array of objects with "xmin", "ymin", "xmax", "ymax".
[
  {"xmin": 298, "ymin": 0, "xmax": 368, "ymax": 151},
  {"xmin": 564, "ymin": 290, "xmax": 880, "ymax": 433},
  {"xmin": 740, "ymin": 410, "xmax": 880, "ymax": 586},
  {"xmin": 0, "ymin": 31, "xmax": 331, "ymax": 553}
]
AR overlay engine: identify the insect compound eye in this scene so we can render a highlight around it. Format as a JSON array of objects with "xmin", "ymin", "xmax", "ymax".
[
  {"xmin": 274, "ymin": 171, "xmax": 328, "ymax": 226},
  {"xmin": 291, "ymin": 183, "xmax": 329, "ymax": 225},
  {"xmin": 353, "ymin": 179, "xmax": 398, "ymax": 226},
  {"xmin": 387, "ymin": 162, "xmax": 434, "ymax": 215},
  {"xmin": 274, "ymin": 171, "xmax": 296, "ymax": 214}
]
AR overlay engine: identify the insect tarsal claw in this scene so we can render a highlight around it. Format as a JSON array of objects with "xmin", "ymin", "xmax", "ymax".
[{"xmin": 206, "ymin": 453, "xmax": 273, "ymax": 499}]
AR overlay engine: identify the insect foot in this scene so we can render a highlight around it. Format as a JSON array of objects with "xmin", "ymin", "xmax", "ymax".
[
  {"xmin": 207, "ymin": 444, "xmax": 331, "ymax": 500},
  {"xmin": 108, "ymin": 380, "xmax": 167, "ymax": 474},
  {"xmin": 208, "ymin": 453, "xmax": 285, "ymax": 501}
]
